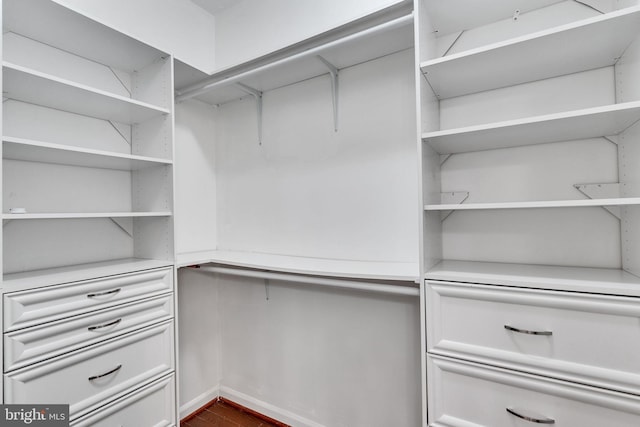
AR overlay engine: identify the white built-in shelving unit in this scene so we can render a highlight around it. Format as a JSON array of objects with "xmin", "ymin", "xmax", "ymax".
[
  {"xmin": 417, "ymin": 0, "xmax": 640, "ymax": 425},
  {"xmin": 2, "ymin": 0, "xmax": 175, "ymax": 276},
  {"xmin": 2, "ymin": 0, "xmax": 177, "ymax": 424}
]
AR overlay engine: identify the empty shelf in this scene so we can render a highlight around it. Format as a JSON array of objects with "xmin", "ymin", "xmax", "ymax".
[
  {"xmin": 176, "ymin": 250, "xmax": 419, "ymax": 282},
  {"xmin": 426, "ymin": 260, "xmax": 640, "ymax": 296},
  {"xmin": 3, "ymin": 136, "xmax": 172, "ymax": 170},
  {"xmin": 425, "ymin": 198, "xmax": 640, "ymax": 211},
  {"xmin": 420, "ymin": 6, "xmax": 640, "ymax": 99},
  {"xmin": 422, "ymin": 101, "xmax": 640, "ymax": 154},
  {"xmin": 3, "ymin": 62, "xmax": 170, "ymax": 124},
  {"xmin": 3, "ymin": 212, "xmax": 172, "ymax": 220}
]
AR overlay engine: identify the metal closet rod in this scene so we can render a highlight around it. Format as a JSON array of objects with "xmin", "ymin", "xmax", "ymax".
[
  {"xmin": 196, "ymin": 265, "xmax": 419, "ymax": 297},
  {"xmin": 175, "ymin": 12, "xmax": 414, "ymax": 102}
]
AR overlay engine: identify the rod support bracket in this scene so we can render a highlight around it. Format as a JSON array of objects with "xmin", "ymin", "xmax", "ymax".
[
  {"xmin": 316, "ymin": 55, "xmax": 340, "ymax": 132},
  {"xmin": 237, "ymin": 83, "xmax": 263, "ymax": 145}
]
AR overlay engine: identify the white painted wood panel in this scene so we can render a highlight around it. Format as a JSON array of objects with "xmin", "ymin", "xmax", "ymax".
[
  {"xmin": 426, "ymin": 260, "xmax": 640, "ymax": 295},
  {"xmin": 423, "ymin": 101, "xmax": 640, "ymax": 154},
  {"xmin": 71, "ymin": 374, "xmax": 175, "ymax": 427},
  {"xmin": 428, "ymin": 355, "xmax": 640, "ymax": 427},
  {"xmin": 4, "ymin": 321, "xmax": 174, "ymax": 421},
  {"xmin": 427, "ymin": 281, "xmax": 640, "ymax": 395},
  {"xmin": 4, "ymin": 267, "xmax": 173, "ymax": 331},
  {"xmin": 3, "ymin": 63, "xmax": 169, "ymax": 125},
  {"xmin": 421, "ymin": 6, "xmax": 640, "ymax": 98},
  {"xmin": 4, "ymin": 294, "xmax": 174, "ymax": 372}
]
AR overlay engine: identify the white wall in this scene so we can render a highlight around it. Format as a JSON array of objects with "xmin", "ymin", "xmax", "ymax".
[
  {"xmin": 217, "ymin": 274, "xmax": 421, "ymax": 427},
  {"xmin": 214, "ymin": 49, "xmax": 419, "ymax": 263},
  {"xmin": 52, "ymin": 0, "xmax": 216, "ymax": 72},
  {"xmin": 174, "ymin": 100, "xmax": 218, "ymax": 257},
  {"xmin": 213, "ymin": 0, "xmax": 406, "ymax": 71},
  {"xmin": 177, "ymin": 268, "xmax": 221, "ymax": 418}
]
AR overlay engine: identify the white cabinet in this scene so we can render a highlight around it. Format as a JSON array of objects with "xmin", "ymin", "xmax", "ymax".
[
  {"xmin": 416, "ymin": 1, "xmax": 640, "ymax": 425},
  {"xmin": 2, "ymin": 0, "xmax": 175, "ymax": 274},
  {"xmin": 1, "ymin": 0, "xmax": 177, "ymax": 423}
]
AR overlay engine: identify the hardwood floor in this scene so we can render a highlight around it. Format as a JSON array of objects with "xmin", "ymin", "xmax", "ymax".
[{"xmin": 181, "ymin": 398, "xmax": 289, "ymax": 427}]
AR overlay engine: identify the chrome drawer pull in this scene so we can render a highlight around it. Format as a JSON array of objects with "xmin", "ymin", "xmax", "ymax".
[
  {"xmin": 88, "ymin": 364, "xmax": 122, "ymax": 381},
  {"xmin": 504, "ymin": 325, "xmax": 552, "ymax": 336},
  {"xmin": 88, "ymin": 318, "xmax": 122, "ymax": 331},
  {"xmin": 507, "ymin": 407, "xmax": 555, "ymax": 424},
  {"xmin": 87, "ymin": 288, "xmax": 121, "ymax": 298}
]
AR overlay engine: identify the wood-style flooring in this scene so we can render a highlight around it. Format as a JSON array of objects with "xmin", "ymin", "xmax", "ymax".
[{"xmin": 181, "ymin": 398, "xmax": 289, "ymax": 427}]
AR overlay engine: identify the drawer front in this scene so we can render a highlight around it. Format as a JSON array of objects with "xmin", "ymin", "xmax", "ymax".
[
  {"xmin": 71, "ymin": 374, "xmax": 175, "ymax": 427},
  {"xmin": 5, "ymin": 320, "xmax": 174, "ymax": 421},
  {"xmin": 4, "ymin": 267, "xmax": 173, "ymax": 331},
  {"xmin": 426, "ymin": 280, "xmax": 640, "ymax": 394},
  {"xmin": 5, "ymin": 294, "xmax": 174, "ymax": 372},
  {"xmin": 428, "ymin": 355, "xmax": 640, "ymax": 427}
]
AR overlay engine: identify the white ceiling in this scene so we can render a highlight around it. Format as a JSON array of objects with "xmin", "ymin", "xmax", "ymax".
[{"xmin": 190, "ymin": 0, "xmax": 239, "ymax": 15}]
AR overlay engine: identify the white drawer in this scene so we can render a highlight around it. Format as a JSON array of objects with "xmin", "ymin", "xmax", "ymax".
[
  {"xmin": 4, "ymin": 267, "xmax": 173, "ymax": 331},
  {"xmin": 426, "ymin": 280, "xmax": 640, "ymax": 394},
  {"xmin": 5, "ymin": 320, "xmax": 174, "ymax": 421},
  {"xmin": 5, "ymin": 294, "xmax": 174, "ymax": 372},
  {"xmin": 71, "ymin": 374, "xmax": 175, "ymax": 427},
  {"xmin": 428, "ymin": 355, "xmax": 640, "ymax": 427}
]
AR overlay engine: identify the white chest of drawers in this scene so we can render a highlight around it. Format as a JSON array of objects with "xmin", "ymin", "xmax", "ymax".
[
  {"xmin": 2, "ymin": 264, "xmax": 176, "ymax": 424},
  {"xmin": 425, "ymin": 266, "xmax": 640, "ymax": 427}
]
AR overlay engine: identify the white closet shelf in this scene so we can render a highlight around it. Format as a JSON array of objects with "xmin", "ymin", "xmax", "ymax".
[
  {"xmin": 2, "ymin": 136, "xmax": 172, "ymax": 170},
  {"xmin": 3, "ymin": 62, "xmax": 170, "ymax": 124},
  {"xmin": 425, "ymin": 198, "xmax": 640, "ymax": 211},
  {"xmin": 176, "ymin": 11, "xmax": 414, "ymax": 105},
  {"xmin": 3, "ymin": 0, "xmax": 165, "ymax": 73},
  {"xmin": 2, "ymin": 212, "xmax": 172, "ymax": 220},
  {"xmin": 420, "ymin": 6, "xmax": 640, "ymax": 99},
  {"xmin": 422, "ymin": 101, "xmax": 640, "ymax": 154},
  {"xmin": 426, "ymin": 260, "xmax": 640, "ymax": 297},
  {"xmin": 176, "ymin": 250, "xmax": 419, "ymax": 282},
  {"xmin": 3, "ymin": 258, "xmax": 173, "ymax": 293}
]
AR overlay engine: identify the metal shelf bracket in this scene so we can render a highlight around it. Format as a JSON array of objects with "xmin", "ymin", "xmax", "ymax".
[
  {"xmin": 440, "ymin": 191, "xmax": 469, "ymax": 221},
  {"xmin": 316, "ymin": 55, "xmax": 340, "ymax": 132},
  {"xmin": 574, "ymin": 183, "xmax": 621, "ymax": 219},
  {"xmin": 110, "ymin": 217, "xmax": 134, "ymax": 237},
  {"xmin": 236, "ymin": 83, "xmax": 263, "ymax": 145}
]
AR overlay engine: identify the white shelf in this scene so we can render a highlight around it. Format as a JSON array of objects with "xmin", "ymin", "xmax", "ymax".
[
  {"xmin": 420, "ymin": 6, "xmax": 640, "ymax": 98},
  {"xmin": 3, "ymin": 136, "xmax": 172, "ymax": 170},
  {"xmin": 3, "ymin": 0, "xmax": 165, "ymax": 73},
  {"xmin": 426, "ymin": 260, "xmax": 640, "ymax": 297},
  {"xmin": 177, "ymin": 11, "xmax": 414, "ymax": 105},
  {"xmin": 422, "ymin": 101, "xmax": 640, "ymax": 154},
  {"xmin": 176, "ymin": 250, "xmax": 419, "ymax": 282},
  {"xmin": 425, "ymin": 197, "xmax": 640, "ymax": 211},
  {"xmin": 3, "ymin": 62, "xmax": 170, "ymax": 124},
  {"xmin": 3, "ymin": 212, "xmax": 172, "ymax": 220},
  {"xmin": 2, "ymin": 258, "xmax": 173, "ymax": 292}
]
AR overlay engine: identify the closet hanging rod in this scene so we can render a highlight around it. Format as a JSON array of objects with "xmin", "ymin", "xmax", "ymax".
[
  {"xmin": 175, "ymin": 12, "xmax": 414, "ymax": 102},
  {"xmin": 195, "ymin": 265, "xmax": 420, "ymax": 297}
]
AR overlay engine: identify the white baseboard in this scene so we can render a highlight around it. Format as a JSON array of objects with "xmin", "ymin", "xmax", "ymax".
[
  {"xmin": 220, "ymin": 386, "xmax": 326, "ymax": 427},
  {"xmin": 180, "ymin": 385, "xmax": 220, "ymax": 420}
]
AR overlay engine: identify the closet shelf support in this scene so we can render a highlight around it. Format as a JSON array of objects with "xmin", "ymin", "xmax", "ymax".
[
  {"xmin": 440, "ymin": 191, "xmax": 469, "ymax": 221},
  {"xmin": 236, "ymin": 83, "xmax": 263, "ymax": 145},
  {"xmin": 317, "ymin": 55, "xmax": 340, "ymax": 132},
  {"xmin": 574, "ymin": 183, "xmax": 622, "ymax": 219}
]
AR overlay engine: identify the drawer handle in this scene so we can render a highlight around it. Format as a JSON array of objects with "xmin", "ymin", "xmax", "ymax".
[
  {"xmin": 507, "ymin": 407, "xmax": 555, "ymax": 424},
  {"xmin": 88, "ymin": 318, "xmax": 122, "ymax": 331},
  {"xmin": 504, "ymin": 325, "xmax": 552, "ymax": 336},
  {"xmin": 88, "ymin": 364, "xmax": 122, "ymax": 382},
  {"xmin": 87, "ymin": 288, "xmax": 121, "ymax": 298}
]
